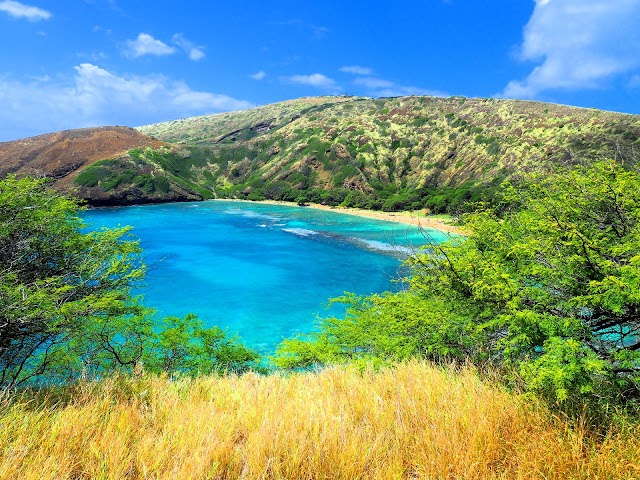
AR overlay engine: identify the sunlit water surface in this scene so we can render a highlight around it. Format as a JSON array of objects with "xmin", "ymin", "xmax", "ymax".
[{"xmin": 84, "ymin": 201, "xmax": 450, "ymax": 353}]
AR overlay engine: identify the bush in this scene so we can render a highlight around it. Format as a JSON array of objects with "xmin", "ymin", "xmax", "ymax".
[
  {"xmin": 277, "ymin": 161, "xmax": 640, "ymax": 412},
  {"xmin": 74, "ymin": 169, "xmax": 100, "ymax": 187}
]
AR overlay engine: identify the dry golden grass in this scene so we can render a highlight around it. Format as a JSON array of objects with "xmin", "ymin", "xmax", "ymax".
[{"xmin": 1, "ymin": 362, "xmax": 639, "ymax": 479}]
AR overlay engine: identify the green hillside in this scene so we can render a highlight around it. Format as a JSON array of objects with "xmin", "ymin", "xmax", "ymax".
[{"xmin": 72, "ymin": 95, "xmax": 640, "ymax": 210}]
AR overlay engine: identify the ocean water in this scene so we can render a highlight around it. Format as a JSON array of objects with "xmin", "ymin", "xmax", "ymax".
[{"xmin": 83, "ymin": 201, "xmax": 450, "ymax": 353}]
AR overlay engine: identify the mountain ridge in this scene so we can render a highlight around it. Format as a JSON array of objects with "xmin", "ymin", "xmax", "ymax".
[{"xmin": 1, "ymin": 96, "xmax": 639, "ymax": 210}]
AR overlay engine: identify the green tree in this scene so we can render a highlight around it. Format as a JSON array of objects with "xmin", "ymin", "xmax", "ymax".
[
  {"xmin": 0, "ymin": 176, "xmax": 147, "ymax": 386},
  {"xmin": 0, "ymin": 176, "xmax": 259, "ymax": 386},
  {"xmin": 277, "ymin": 161, "xmax": 640, "ymax": 408},
  {"xmin": 413, "ymin": 161, "xmax": 640, "ymax": 406},
  {"xmin": 142, "ymin": 314, "xmax": 260, "ymax": 375},
  {"xmin": 275, "ymin": 292, "xmax": 474, "ymax": 370}
]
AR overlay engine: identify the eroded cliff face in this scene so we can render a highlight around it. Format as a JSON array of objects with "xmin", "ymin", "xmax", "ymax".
[{"xmin": 74, "ymin": 183, "xmax": 203, "ymax": 207}]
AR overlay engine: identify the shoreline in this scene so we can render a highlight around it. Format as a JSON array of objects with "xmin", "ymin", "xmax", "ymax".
[{"xmin": 214, "ymin": 198, "xmax": 463, "ymax": 235}]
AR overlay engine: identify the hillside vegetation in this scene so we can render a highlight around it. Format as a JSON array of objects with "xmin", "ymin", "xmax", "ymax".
[
  {"xmin": 134, "ymin": 95, "xmax": 640, "ymax": 211},
  {"xmin": 2, "ymin": 362, "xmax": 640, "ymax": 480},
  {"xmin": 3, "ymin": 96, "xmax": 637, "ymax": 210}
]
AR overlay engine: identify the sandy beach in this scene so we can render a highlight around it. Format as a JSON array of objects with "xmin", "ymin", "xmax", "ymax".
[{"xmin": 215, "ymin": 198, "xmax": 463, "ymax": 235}]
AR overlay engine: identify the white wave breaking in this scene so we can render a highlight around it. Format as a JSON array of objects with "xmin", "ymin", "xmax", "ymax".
[
  {"xmin": 354, "ymin": 239, "xmax": 414, "ymax": 255},
  {"xmin": 282, "ymin": 228, "xmax": 319, "ymax": 237},
  {"xmin": 224, "ymin": 208, "xmax": 278, "ymax": 221}
]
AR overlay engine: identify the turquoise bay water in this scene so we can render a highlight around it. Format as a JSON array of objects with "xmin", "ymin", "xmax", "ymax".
[{"xmin": 84, "ymin": 201, "xmax": 449, "ymax": 353}]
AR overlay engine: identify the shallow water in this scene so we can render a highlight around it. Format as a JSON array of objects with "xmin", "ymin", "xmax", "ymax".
[{"xmin": 84, "ymin": 201, "xmax": 450, "ymax": 353}]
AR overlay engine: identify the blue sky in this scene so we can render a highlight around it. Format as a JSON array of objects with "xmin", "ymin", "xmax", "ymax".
[{"xmin": 1, "ymin": 0, "xmax": 639, "ymax": 141}]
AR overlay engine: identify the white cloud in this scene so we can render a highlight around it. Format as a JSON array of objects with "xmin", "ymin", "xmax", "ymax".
[
  {"xmin": 0, "ymin": 64, "xmax": 253, "ymax": 141},
  {"xmin": 123, "ymin": 33, "xmax": 207, "ymax": 62},
  {"xmin": 502, "ymin": 0, "xmax": 640, "ymax": 98},
  {"xmin": 171, "ymin": 34, "xmax": 205, "ymax": 62},
  {"xmin": 123, "ymin": 33, "xmax": 176, "ymax": 59},
  {"xmin": 0, "ymin": 0, "xmax": 50, "ymax": 21},
  {"xmin": 352, "ymin": 76, "xmax": 446, "ymax": 98},
  {"xmin": 286, "ymin": 73, "xmax": 339, "ymax": 91},
  {"xmin": 250, "ymin": 71, "xmax": 266, "ymax": 80},
  {"xmin": 188, "ymin": 48, "xmax": 205, "ymax": 62},
  {"xmin": 340, "ymin": 66, "xmax": 374, "ymax": 76}
]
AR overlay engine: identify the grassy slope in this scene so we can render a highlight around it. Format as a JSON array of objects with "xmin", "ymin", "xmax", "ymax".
[
  {"xmin": 137, "ymin": 96, "xmax": 355, "ymax": 145},
  {"xmin": 132, "ymin": 96, "xmax": 640, "ymax": 210},
  {"xmin": 0, "ymin": 96, "xmax": 633, "ymax": 208},
  {"xmin": 2, "ymin": 362, "xmax": 639, "ymax": 479}
]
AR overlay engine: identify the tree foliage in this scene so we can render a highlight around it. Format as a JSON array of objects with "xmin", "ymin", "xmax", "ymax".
[
  {"xmin": 142, "ymin": 314, "xmax": 260, "ymax": 375},
  {"xmin": 0, "ymin": 176, "xmax": 258, "ymax": 387},
  {"xmin": 274, "ymin": 292, "xmax": 474, "ymax": 370},
  {"xmin": 277, "ymin": 161, "xmax": 640, "ymax": 408}
]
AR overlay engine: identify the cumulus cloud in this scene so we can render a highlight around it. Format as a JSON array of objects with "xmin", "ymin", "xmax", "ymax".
[
  {"xmin": 123, "ymin": 33, "xmax": 207, "ymax": 62},
  {"xmin": 502, "ymin": 0, "xmax": 640, "ymax": 98},
  {"xmin": 353, "ymin": 76, "xmax": 446, "ymax": 98},
  {"xmin": 0, "ymin": 64, "xmax": 253, "ymax": 141},
  {"xmin": 187, "ymin": 49, "xmax": 204, "ymax": 61},
  {"xmin": 123, "ymin": 33, "xmax": 176, "ymax": 59},
  {"xmin": 250, "ymin": 71, "xmax": 266, "ymax": 80},
  {"xmin": 171, "ymin": 34, "xmax": 205, "ymax": 61},
  {"xmin": 285, "ymin": 73, "xmax": 339, "ymax": 91},
  {"xmin": 0, "ymin": 0, "xmax": 51, "ymax": 21},
  {"xmin": 340, "ymin": 66, "xmax": 374, "ymax": 76}
]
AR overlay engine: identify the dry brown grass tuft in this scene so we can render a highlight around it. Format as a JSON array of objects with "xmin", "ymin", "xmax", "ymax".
[{"xmin": 1, "ymin": 362, "xmax": 639, "ymax": 479}]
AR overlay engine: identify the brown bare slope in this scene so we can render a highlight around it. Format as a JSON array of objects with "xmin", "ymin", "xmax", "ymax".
[
  {"xmin": 0, "ymin": 126, "xmax": 207, "ymax": 206},
  {"xmin": 0, "ymin": 126, "xmax": 166, "ymax": 188}
]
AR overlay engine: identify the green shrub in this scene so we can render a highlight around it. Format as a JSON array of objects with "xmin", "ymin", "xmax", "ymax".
[
  {"xmin": 487, "ymin": 141, "xmax": 500, "ymax": 155},
  {"xmin": 277, "ymin": 161, "xmax": 640, "ymax": 414},
  {"xmin": 74, "ymin": 169, "xmax": 100, "ymax": 187}
]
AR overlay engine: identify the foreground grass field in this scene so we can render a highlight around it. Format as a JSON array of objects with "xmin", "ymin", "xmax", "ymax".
[{"xmin": 1, "ymin": 362, "xmax": 639, "ymax": 479}]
